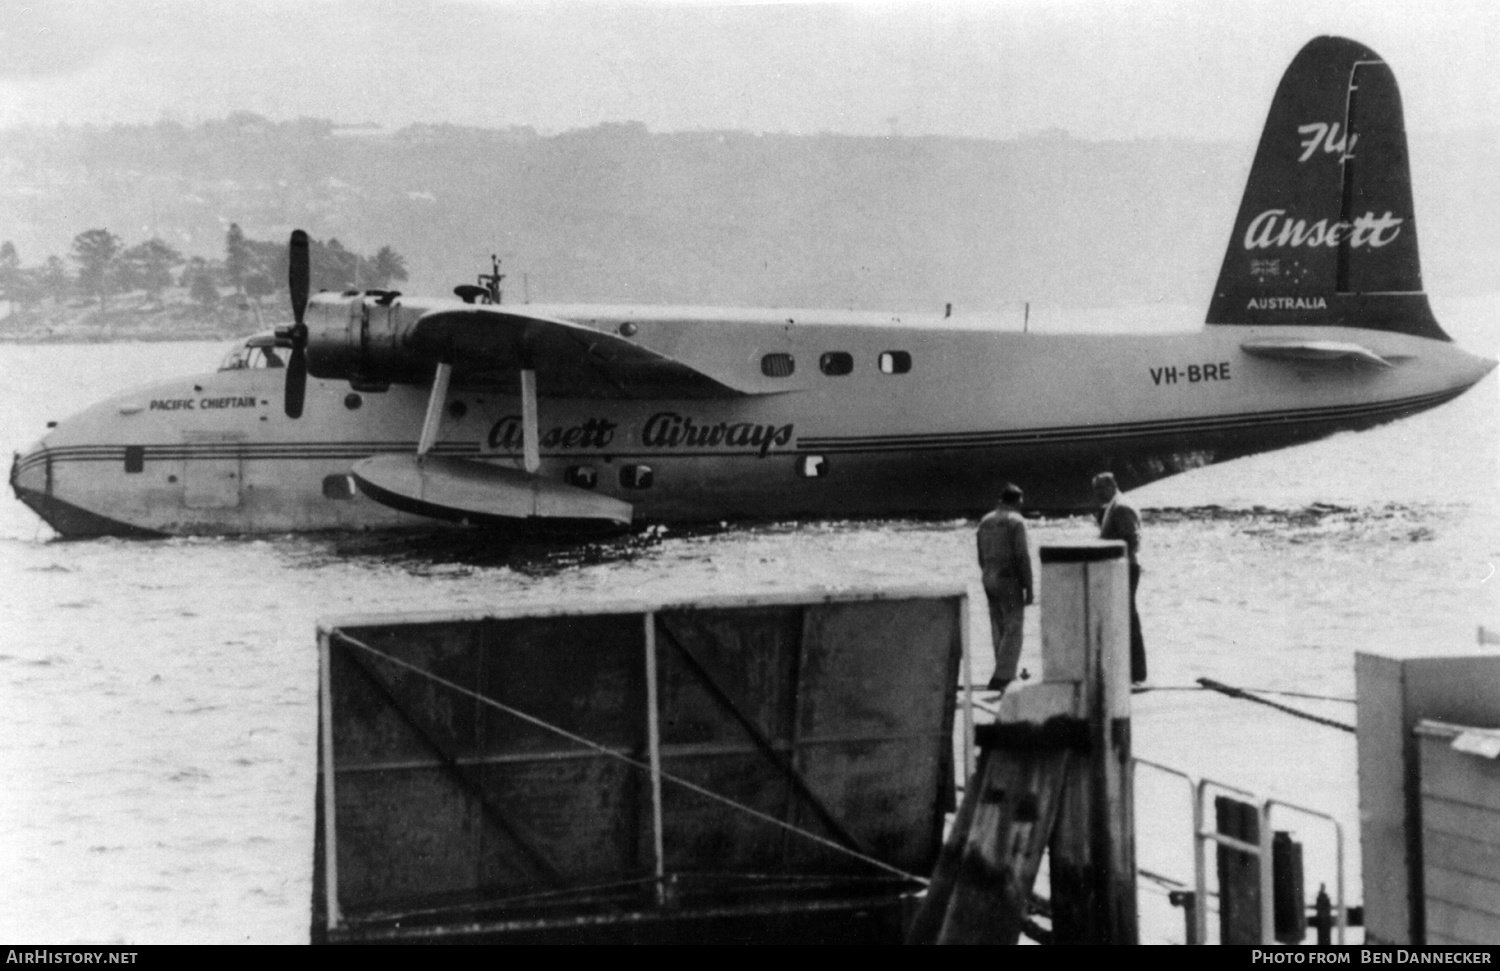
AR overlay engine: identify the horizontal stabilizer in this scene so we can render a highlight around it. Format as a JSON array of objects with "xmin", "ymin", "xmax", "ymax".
[
  {"xmin": 1240, "ymin": 338, "xmax": 1396, "ymax": 368},
  {"xmin": 351, "ymin": 454, "xmax": 633, "ymax": 528}
]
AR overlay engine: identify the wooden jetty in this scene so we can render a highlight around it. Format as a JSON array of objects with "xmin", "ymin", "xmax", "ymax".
[
  {"xmin": 304, "ymin": 543, "xmax": 1500, "ymax": 945},
  {"xmin": 310, "ymin": 586, "xmax": 968, "ymax": 944}
]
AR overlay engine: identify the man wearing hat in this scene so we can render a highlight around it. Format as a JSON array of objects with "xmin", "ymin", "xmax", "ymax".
[
  {"xmin": 1093, "ymin": 471, "xmax": 1147, "ymax": 684},
  {"xmin": 976, "ymin": 483, "xmax": 1033, "ymax": 694}
]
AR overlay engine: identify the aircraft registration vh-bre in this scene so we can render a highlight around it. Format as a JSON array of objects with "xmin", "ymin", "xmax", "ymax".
[{"xmin": 10, "ymin": 37, "xmax": 1496, "ymax": 539}]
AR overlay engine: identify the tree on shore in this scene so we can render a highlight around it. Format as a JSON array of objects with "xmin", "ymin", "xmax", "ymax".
[
  {"xmin": 120, "ymin": 238, "xmax": 184, "ymax": 304},
  {"xmin": 71, "ymin": 228, "xmax": 122, "ymax": 307},
  {"xmin": 0, "ymin": 243, "xmax": 21, "ymax": 308},
  {"xmin": 182, "ymin": 256, "xmax": 220, "ymax": 308},
  {"xmin": 38, "ymin": 257, "xmax": 70, "ymax": 304},
  {"xmin": 190, "ymin": 271, "xmax": 220, "ymax": 308},
  {"xmin": 314, "ymin": 237, "xmax": 359, "ymax": 289},
  {"xmin": 370, "ymin": 245, "xmax": 408, "ymax": 288},
  {"xmin": 225, "ymin": 223, "xmax": 250, "ymax": 296}
]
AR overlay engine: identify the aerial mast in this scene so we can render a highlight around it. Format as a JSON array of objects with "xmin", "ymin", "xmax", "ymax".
[{"xmin": 478, "ymin": 255, "xmax": 505, "ymax": 304}]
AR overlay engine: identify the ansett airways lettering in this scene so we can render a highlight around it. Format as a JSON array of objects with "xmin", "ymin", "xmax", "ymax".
[
  {"xmin": 642, "ymin": 412, "xmax": 793, "ymax": 457},
  {"xmin": 1243, "ymin": 209, "xmax": 1403, "ymax": 250},
  {"xmin": 488, "ymin": 416, "xmax": 617, "ymax": 450},
  {"xmin": 485, "ymin": 413, "xmax": 795, "ymax": 457}
]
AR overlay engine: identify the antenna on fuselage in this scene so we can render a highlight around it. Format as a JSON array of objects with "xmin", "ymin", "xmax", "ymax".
[
  {"xmin": 1024, "ymin": 301, "xmax": 1030, "ymax": 333},
  {"xmin": 479, "ymin": 254, "xmax": 504, "ymax": 305}
]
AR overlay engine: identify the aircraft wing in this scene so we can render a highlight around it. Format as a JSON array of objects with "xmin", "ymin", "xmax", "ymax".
[
  {"xmin": 1240, "ymin": 338, "xmax": 1398, "ymax": 369},
  {"xmin": 405, "ymin": 306, "xmax": 759, "ymax": 399}
]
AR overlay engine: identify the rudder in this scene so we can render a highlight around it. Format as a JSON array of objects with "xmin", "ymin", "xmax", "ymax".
[{"xmin": 1206, "ymin": 36, "xmax": 1449, "ymax": 342}]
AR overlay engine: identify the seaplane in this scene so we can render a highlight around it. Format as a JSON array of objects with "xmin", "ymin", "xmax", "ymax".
[{"xmin": 11, "ymin": 36, "xmax": 1495, "ymax": 539}]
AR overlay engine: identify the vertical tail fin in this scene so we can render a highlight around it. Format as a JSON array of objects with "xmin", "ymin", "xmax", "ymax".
[{"xmin": 1207, "ymin": 36, "xmax": 1450, "ymax": 342}]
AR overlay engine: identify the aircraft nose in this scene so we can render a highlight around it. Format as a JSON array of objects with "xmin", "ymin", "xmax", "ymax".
[{"xmin": 10, "ymin": 443, "xmax": 49, "ymax": 502}]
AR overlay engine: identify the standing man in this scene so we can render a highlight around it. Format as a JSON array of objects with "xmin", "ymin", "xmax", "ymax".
[
  {"xmin": 1092, "ymin": 471, "xmax": 1147, "ymax": 684},
  {"xmin": 976, "ymin": 483, "xmax": 1033, "ymax": 694}
]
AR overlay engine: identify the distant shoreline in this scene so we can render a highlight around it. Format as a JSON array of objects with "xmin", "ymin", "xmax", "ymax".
[
  {"xmin": 0, "ymin": 298, "xmax": 267, "ymax": 345},
  {"xmin": 0, "ymin": 329, "xmax": 250, "ymax": 345}
]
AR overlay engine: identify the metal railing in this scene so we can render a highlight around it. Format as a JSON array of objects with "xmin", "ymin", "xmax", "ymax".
[{"xmin": 1133, "ymin": 758, "xmax": 1347, "ymax": 945}]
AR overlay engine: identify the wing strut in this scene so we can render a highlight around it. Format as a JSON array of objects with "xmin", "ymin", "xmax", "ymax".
[
  {"xmin": 520, "ymin": 368, "xmax": 540, "ymax": 473},
  {"xmin": 417, "ymin": 363, "xmax": 453, "ymax": 457}
]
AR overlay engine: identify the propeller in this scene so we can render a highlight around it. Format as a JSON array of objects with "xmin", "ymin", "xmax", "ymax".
[{"xmin": 279, "ymin": 230, "xmax": 310, "ymax": 418}]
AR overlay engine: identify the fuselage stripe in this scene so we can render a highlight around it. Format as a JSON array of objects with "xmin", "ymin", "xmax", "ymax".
[{"xmin": 14, "ymin": 386, "xmax": 1465, "ymax": 471}]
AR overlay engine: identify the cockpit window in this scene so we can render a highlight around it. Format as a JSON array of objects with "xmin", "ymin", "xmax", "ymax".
[
  {"xmin": 218, "ymin": 345, "xmax": 251, "ymax": 371},
  {"xmin": 218, "ymin": 338, "xmax": 286, "ymax": 372}
]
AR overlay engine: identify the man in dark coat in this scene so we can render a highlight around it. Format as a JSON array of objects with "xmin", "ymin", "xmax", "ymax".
[
  {"xmin": 1093, "ymin": 471, "xmax": 1147, "ymax": 684},
  {"xmin": 976, "ymin": 483, "xmax": 1033, "ymax": 693}
]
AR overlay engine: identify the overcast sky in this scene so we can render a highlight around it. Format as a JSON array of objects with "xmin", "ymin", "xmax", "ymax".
[{"xmin": 0, "ymin": 0, "xmax": 1495, "ymax": 141}]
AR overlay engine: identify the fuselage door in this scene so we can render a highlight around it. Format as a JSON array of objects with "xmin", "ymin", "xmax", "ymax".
[{"xmin": 182, "ymin": 430, "xmax": 244, "ymax": 509}]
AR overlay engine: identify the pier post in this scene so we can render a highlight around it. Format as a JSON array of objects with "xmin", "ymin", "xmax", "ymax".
[
  {"xmin": 907, "ymin": 540, "xmax": 1134, "ymax": 944},
  {"xmin": 1041, "ymin": 541, "xmax": 1137, "ymax": 945}
]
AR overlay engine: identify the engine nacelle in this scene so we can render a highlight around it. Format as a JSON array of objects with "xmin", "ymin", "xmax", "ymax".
[{"xmin": 305, "ymin": 292, "xmax": 434, "ymax": 386}]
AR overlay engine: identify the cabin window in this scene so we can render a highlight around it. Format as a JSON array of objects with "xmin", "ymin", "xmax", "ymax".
[
  {"xmin": 761, "ymin": 353, "xmax": 795, "ymax": 378},
  {"xmin": 124, "ymin": 446, "xmax": 145, "ymax": 474},
  {"xmin": 798, "ymin": 455, "xmax": 828, "ymax": 479},
  {"xmin": 620, "ymin": 465, "xmax": 654, "ymax": 490},
  {"xmin": 322, "ymin": 474, "xmax": 357, "ymax": 500},
  {"xmin": 565, "ymin": 466, "xmax": 598, "ymax": 490},
  {"xmin": 819, "ymin": 352, "xmax": 853, "ymax": 376},
  {"xmin": 879, "ymin": 351, "xmax": 912, "ymax": 375},
  {"xmin": 344, "ymin": 393, "xmax": 362, "ymax": 410},
  {"xmin": 447, "ymin": 400, "xmax": 467, "ymax": 420}
]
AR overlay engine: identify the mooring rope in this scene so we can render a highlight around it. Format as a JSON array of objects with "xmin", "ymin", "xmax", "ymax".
[
  {"xmin": 1131, "ymin": 683, "xmax": 1353, "ymax": 703},
  {"xmin": 1196, "ymin": 677, "xmax": 1355, "ymax": 733},
  {"xmin": 330, "ymin": 631, "xmax": 929, "ymax": 886},
  {"xmin": 972, "ymin": 682, "xmax": 1352, "ymax": 704}
]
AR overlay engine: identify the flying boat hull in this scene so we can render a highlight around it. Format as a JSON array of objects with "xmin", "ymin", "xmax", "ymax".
[{"xmin": 10, "ymin": 320, "xmax": 1491, "ymax": 539}]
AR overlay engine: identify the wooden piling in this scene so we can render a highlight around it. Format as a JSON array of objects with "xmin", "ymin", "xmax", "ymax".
[
  {"xmin": 911, "ymin": 540, "xmax": 1135, "ymax": 945},
  {"xmin": 906, "ymin": 724, "xmax": 1076, "ymax": 944},
  {"xmin": 1041, "ymin": 542, "xmax": 1136, "ymax": 945}
]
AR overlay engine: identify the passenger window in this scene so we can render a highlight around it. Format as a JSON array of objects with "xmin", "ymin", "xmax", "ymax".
[
  {"xmin": 620, "ymin": 465, "xmax": 653, "ymax": 489},
  {"xmin": 761, "ymin": 353, "xmax": 795, "ymax": 378},
  {"xmin": 879, "ymin": 351, "xmax": 912, "ymax": 375},
  {"xmin": 798, "ymin": 455, "xmax": 828, "ymax": 479},
  {"xmin": 124, "ymin": 446, "xmax": 145, "ymax": 474},
  {"xmin": 565, "ymin": 466, "xmax": 598, "ymax": 490},
  {"xmin": 322, "ymin": 474, "xmax": 357, "ymax": 500},
  {"xmin": 819, "ymin": 352, "xmax": 853, "ymax": 376}
]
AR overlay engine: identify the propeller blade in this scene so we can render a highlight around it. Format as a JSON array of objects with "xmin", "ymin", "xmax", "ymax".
[
  {"xmin": 284, "ymin": 230, "xmax": 311, "ymax": 418},
  {"xmin": 289, "ymin": 229, "xmax": 309, "ymax": 326},
  {"xmin": 285, "ymin": 346, "xmax": 307, "ymax": 419}
]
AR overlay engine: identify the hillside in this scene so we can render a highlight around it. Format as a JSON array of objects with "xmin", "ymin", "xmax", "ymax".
[{"xmin": 1, "ymin": 116, "xmax": 1496, "ymax": 342}]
